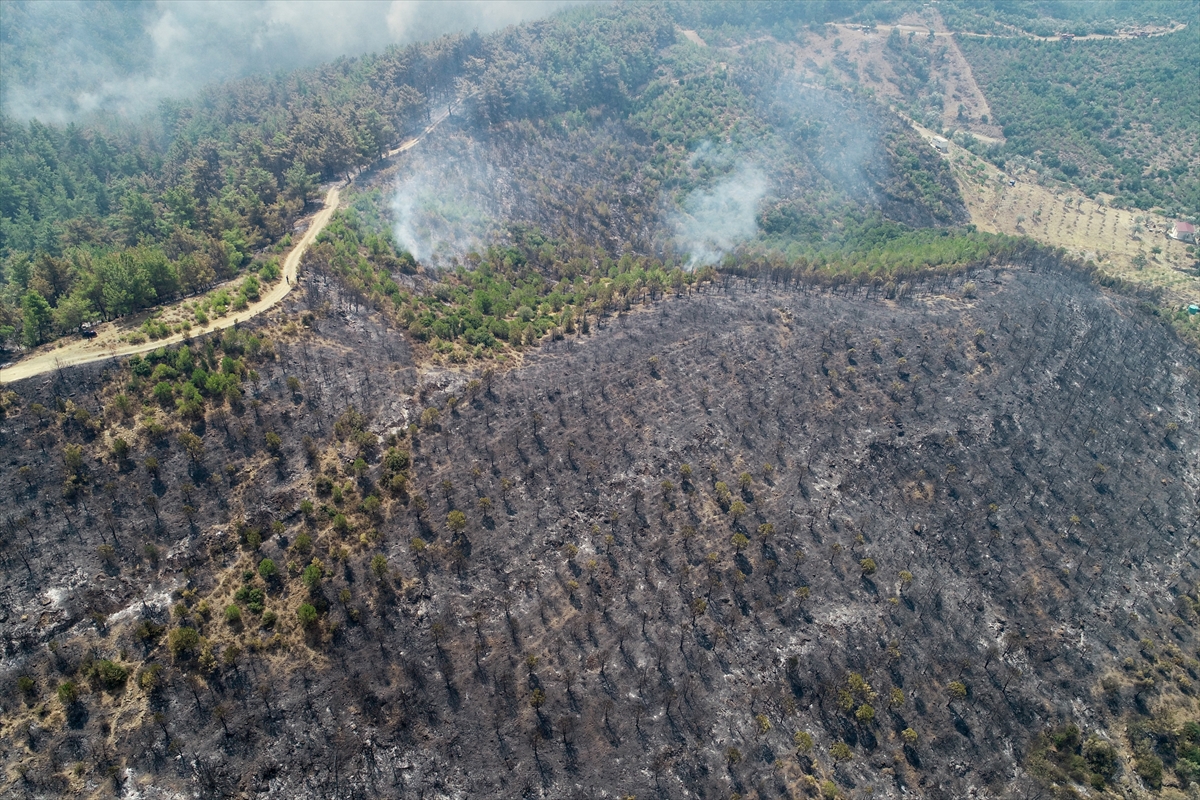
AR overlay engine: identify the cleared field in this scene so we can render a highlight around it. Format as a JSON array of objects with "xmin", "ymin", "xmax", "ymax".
[
  {"xmin": 773, "ymin": 8, "xmax": 1006, "ymax": 142},
  {"xmin": 913, "ymin": 123, "xmax": 1199, "ymax": 307}
]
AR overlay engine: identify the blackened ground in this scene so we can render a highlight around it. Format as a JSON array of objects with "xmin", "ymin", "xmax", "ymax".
[{"xmin": 3, "ymin": 264, "xmax": 1199, "ymax": 799}]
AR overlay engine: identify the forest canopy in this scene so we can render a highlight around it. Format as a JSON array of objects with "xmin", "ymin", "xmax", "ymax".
[
  {"xmin": 1, "ymin": 0, "xmax": 1193, "ymax": 357},
  {"xmin": 959, "ymin": 25, "xmax": 1200, "ymax": 214}
]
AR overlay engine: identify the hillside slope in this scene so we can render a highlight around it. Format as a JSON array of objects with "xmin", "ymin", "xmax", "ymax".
[{"xmin": 2, "ymin": 260, "xmax": 1198, "ymax": 798}]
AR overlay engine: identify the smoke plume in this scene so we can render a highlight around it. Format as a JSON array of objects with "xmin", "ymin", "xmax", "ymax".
[
  {"xmin": 1, "ymin": 0, "xmax": 580, "ymax": 123},
  {"xmin": 672, "ymin": 160, "xmax": 768, "ymax": 268},
  {"xmin": 389, "ymin": 135, "xmax": 502, "ymax": 265}
]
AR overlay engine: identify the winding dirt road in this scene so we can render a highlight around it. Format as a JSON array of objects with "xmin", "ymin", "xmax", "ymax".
[
  {"xmin": 0, "ymin": 102, "xmax": 457, "ymax": 385},
  {"xmin": 0, "ymin": 187, "xmax": 340, "ymax": 385}
]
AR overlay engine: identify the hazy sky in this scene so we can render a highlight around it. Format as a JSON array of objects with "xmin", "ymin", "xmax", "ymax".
[{"xmin": 0, "ymin": 0, "xmax": 581, "ymax": 122}]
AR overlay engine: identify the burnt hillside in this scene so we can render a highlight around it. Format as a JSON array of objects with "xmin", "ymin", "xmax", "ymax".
[{"xmin": 3, "ymin": 264, "xmax": 1200, "ymax": 799}]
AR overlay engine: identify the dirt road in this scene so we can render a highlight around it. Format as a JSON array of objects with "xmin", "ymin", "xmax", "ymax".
[
  {"xmin": 0, "ymin": 187, "xmax": 340, "ymax": 385},
  {"xmin": 0, "ymin": 99, "xmax": 460, "ymax": 386}
]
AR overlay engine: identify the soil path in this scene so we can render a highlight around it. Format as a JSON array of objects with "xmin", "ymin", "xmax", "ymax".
[
  {"xmin": 0, "ymin": 103, "xmax": 457, "ymax": 385},
  {"xmin": 0, "ymin": 188, "xmax": 340, "ymax": 385}
]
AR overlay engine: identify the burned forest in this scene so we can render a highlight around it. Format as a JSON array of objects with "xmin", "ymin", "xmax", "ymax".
[
  {"xmin": 1, "ymin": 257, "xmax": 1199, "ymax": 798},
  {"xmin": 3, "ymin": 1, "xmax": 1200, "ymax": 799}
]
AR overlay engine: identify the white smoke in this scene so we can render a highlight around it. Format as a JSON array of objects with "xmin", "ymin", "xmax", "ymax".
[
  {"xmin": 2, "ymin": 0, "xmax": 582, "ymax": 123},
  {"xmin": 672, "ymin": 161, "xmax": 768, "ymax": 268},
  {"xmin": 389, "ymin": 141, "xmax": 498, "ymax": 265}
]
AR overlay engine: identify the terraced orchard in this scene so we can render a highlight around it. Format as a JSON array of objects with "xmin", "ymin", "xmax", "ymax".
[
  {"xmin": 2, "ymin": 259, "xmax": 1198, "ymax": 799},
  {"xmin": 926, "ymin": 129, "xmax": 1200, "ymax": 310}
]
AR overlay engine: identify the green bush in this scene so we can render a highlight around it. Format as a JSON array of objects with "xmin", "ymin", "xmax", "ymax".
[
  {"xmin": 152, "ymin": 381, "xmax": 174, "ymax": 405},
  {"xmin": 361, "ymin": 495, "xmax": 382, "ymax": 518},
  {"xmin": 235, "ymin": 585, "xmax": 266, "ymax": 613},
  {"xmin": 258, "ymin": 558, "xmax": 278, "ymax": 580},
  {"xmin": 297, "ymin": 603, "xmax": 318, "ymax": 627},
  {"xmin": 302, "ymin": 560, "xmax": 324, "ymax": 589},
  {"xmin": 137, "ymin": 664, "xmax": 163, "ymax": 692},
  {"xmin": 94, "ymin": 659, "xmax": 128, "ymax": 691},
  {"xmin": 384, "ymin": 447, "xmax": 410, "ymax": 473},
  {"xmin": 57, "ymin": 681, "xmax": 78, "ymax": 705},
  {"xmin": 56, "ymin": 681, "xmax": 79, "ymax": 705},
  {"xmin": 224, "ymin": 604, "xmax": 242, "ymax": 624},
  {"xmin": 168, "ymin": 626, "xmax": 201, "ymax": 658},
  {"xmin": 1135, "ymin": 751, "xmax": 1164, "ymax": 789}
]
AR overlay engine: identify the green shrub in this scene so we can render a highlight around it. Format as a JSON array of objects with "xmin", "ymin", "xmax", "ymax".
[
  {"xmin": 361, "ymin": 495, "xmax": 382, "ymax": 518},
  {"xmin": 1135, "ymin": 752, "xmax": 1164, "ymax": 789},
  {"xmin": 297, "ymin": 603, "xmax": 318, "ymax": 627},
  {"xmin": 57, "ymin": 681, "xmax": 78, "ymax": 705},
  {"xmin": 152, "ymin": 381, "xmax": 174, "ymax": 405},
  {"xmin": 384, "ymin": 447, "xmax": 410, "ymax": 473},
  {"xmin": 235, "ymin": 585, "xmax": 266, "ymax": 613},
  {"xmin": 168, "ymin": 626, "xmax": 201, "ymax": 658},
  {"xmin": 137, "ymin": 664, "xmax": 163, "ymax": 692},
  {"xmin": 224, "ymin": 604, "xmax": 242, "ymax": 624},
  {"xmin": 302, "ymin": 560, "xmax": 324, "ymax": 589},
  {"xmin": 94, "ymin": 659, "xmax": 128, "ymax": 691}
]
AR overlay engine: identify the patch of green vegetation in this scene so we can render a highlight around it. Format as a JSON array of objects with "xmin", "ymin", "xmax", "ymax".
[
  {"xmin": 959, "ymin": 28, "xmax": 1200, "ymax": 215},
  {"xmin": 311, "ymin": 206, "xmax": 702, "ymax": 362},
  {"xmin": 1127, "ymin": 715, "xmax": 1200, "ymax": 790},
  {"xmin": 939, "ymin": 1, "xmax": 1195, "ymax": 38},
  {"xmin": 234, "ymin": 585, "xmax": 265, "ymax": 614},
  {"xmin": 123, "ymin": 327, "xmax": 267, "ymax": 423},
  {"xmin": 738, "ymin": 223, "xmax": 1036, "ymax": 284},
  {"xmin": 1027, "ymin": 725, "xmax": 1119, "ymax": 791}
]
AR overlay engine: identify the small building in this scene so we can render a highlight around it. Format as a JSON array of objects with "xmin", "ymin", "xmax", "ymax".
[
  {"xmin": 931, "ymin": 136, "xmax": 949, "ymax": 153},
  {"xmin": 1168, "ymin": 220, "xmax": 1196, "ymax": 243}
]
